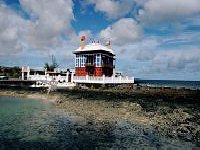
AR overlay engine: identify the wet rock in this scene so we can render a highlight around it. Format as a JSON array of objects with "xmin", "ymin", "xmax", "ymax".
[
  {"xmin": 72, "ymin": 130, "xmax": 78, "ymax": 137},
  {"xmin": 56, "ymin": 99, "xmax": 63, "ymax": 103},
  {"xmin": 173, "ymin": 109, "xmax": 190, "ymax": 118},
  {"xmin": 143, "ymin": 127, "xmax": 155, "ymax": 137},
  {"xmin": 76, "ymin": 127, "xmax": 83, "ymax": 134},
  {"xmin": 157, "ymin": 107, "xmax": 172, "ymax": 115},
  {"xmin": 120, "ymin": 102, "xmax": 129, "ymax": 108},
  {"xmin": 172, "ymin": 129, "xmax": 177, "ymax": 135},
  {"xmin": 145, "ymin": 112, "xmax": 156, "ymax": 118},
  {"xmin": 87, "ymin": 121, "xmax": 93, "ymax": 125},
  {"xmin": 194, "ymin": 131, "xmax": 200, "ymax": 146},
  {"xmin": 129, "ymin": 102, "xmax": 142, "ymax": 112},
  {"xmin": 52, "ymin": 89, "xmax": 200, "ymax": 146},
  {"xmin": 177, "ymin": 127, "xmax": 192, "ymax": 141}
]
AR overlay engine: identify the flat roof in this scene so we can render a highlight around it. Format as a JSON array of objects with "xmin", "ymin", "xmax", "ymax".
[{"xmin": 74, "ymin": 43, "xmax": 115, "ymax": 55}]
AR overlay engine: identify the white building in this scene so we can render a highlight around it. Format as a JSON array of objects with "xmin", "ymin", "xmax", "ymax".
[{"xmin": 21, "ymin": 36, "xmax": 134, "ymax": 85}]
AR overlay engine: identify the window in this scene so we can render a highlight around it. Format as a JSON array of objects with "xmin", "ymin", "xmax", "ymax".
[
  {"xmin": 75, "ymin": 56, "xmax": 78, "ymax": 67},
  {"xmin": 78, "ymin": 55, "xmax": 80, "ymax": 67},
  {"xmin": 96, "ymin": 54, "xmax": 101, "ymax": 67},
  {"xmin": 79, "ymin": 55, "xmax": 81, "ymax": 67},
  {"xmin": 81, "ymin": 55, "xmax": 85, "ymax": 67},
  {"xmin": 86, "ymin": 55, "xmax": 93, "ymax": 65}
]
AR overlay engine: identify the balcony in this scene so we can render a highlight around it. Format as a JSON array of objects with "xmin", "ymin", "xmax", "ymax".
[
  {"xmin": 101, "ymin": 64, "xmax": 115, "ymax": 68},
  {"xmin": 85, "ymin": 63, "xmax": 95, "ymax": 67}
]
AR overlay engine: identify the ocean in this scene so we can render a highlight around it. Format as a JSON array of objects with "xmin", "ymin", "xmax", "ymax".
[{"xmin": 135, "ymin": 79, "xmax": 200, "ymax": 90}]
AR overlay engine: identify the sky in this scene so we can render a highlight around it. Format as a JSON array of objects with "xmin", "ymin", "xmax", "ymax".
[{"xmin": 0, "ymin": 0, "xmax": 200, "ymax": 80}]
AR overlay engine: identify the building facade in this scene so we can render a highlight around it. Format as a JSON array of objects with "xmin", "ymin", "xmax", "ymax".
[
  {"xmin": 21, "ymin": 36, "xmax": 134, "ymax": 85},
  {"xmin": 73, "ymin": 36, "xmax": 115, "ymax": 77}
]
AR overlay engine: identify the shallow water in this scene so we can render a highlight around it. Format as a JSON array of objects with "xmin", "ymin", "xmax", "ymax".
[{"xmin": 0, "ymin": 96, "xmax": 197, "ymax": 149}]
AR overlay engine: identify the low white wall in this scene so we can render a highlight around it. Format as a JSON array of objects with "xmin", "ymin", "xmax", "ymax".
[
  {"xmin": 28, "ymin": 75, "xmax": 68, "ymax": 82},
  {"xmin": 28, "ymin": 74, "xmax": 134, "ymax": 84},
  {"xmin": 73, "ymin": 75, "xmax": 134, "ymax": 84}
]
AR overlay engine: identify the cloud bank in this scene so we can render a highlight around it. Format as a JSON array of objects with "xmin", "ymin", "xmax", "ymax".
[
  {"xmin": 85, "ymin": 0, "xmax": 135, "ymax": 19},
  {"xmin": 139, "ymin": 0, "xmax": 200, "ymax": 24},
  {"xmin": 0, "ymin": 0, "xmax": 74, "ymax": 55},
  {"xmin": 99, "ymin": 18, "xmax": 143, "ymax": 45},
  {"xmin": 0, "ymin": 0, "xmax": 199, "ymax": 80}
]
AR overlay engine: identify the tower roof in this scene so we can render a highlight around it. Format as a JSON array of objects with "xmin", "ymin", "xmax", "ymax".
[{"xmin": 74, "ymin": 42, "xmax": 115, "ymax": 55}]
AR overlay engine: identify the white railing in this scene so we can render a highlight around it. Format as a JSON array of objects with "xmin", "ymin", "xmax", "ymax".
[
  {"xmin": 28, "ymin": 74, "xmax": 67, "ymax": 82},
  {"xmin": 28, "ymin": 74, "xmax": 134, "ymax": 84},
  {"xmin": 73, "ymin": 75, "xmax": 134, "ymax": 84}
]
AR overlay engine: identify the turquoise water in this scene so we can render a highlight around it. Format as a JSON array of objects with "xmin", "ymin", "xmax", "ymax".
[
  {"xmin": 0, "ymin": 96, "xmax": 197, "ymax": 149},
  {"xmin": 0, "ymin": 96, "xmax": 72, "ymax": 149}
]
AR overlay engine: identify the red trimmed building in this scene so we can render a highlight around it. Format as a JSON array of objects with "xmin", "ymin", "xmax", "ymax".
[{"xmin": 73, "ymin": 36, "xmax": 115, "ymax": 77}]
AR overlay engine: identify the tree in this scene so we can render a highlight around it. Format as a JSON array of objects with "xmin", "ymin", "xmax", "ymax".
[
  {"xmin": 51, "ymin": 55, "xmax": 59, "ymax": 69},
  {"xmin": 44, "ymin": 63, "xmax": 51, "ymax": 71},
  {"xmin": 44, "ymin": 55, "xmax": 59, "ymax": 72}
]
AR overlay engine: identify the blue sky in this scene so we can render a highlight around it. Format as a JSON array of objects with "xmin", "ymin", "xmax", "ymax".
[{"xmin": 0, "ymin": 0, "xmax": 200, "ymax": 80}]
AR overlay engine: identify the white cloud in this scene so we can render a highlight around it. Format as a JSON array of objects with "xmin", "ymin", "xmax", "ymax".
[
  {"xmin": 110, "ymin": 30, "xmax": 200, "ymax": 79},
  {"xmin": 0, "ymin": 0, "xmax": 74, "ymax": 55},
  {"xmin": 0, "ymin": 0, "xmax": 200, "ymax": 80},
  {"xmin": 85, "ymin": 0, "xmax": 135, "ymax": 19},
  {"xmin": 99, "ymin": 18, "xmax": 143, "ymax": 45},
  {"xmin": 85, "ymin": 0, "xmax": 200, "ymax": 24},
  {"xmin": 0, "ymin": 5, "xmax": 25, "ymax": 55},
  {"xmin": 139, "ymin": 0, "xmax": 200, "ymax": 24},
  {"xmin": 19, "ymin": 0, "xmax": 74, "ymax": 49},
  {"xmin": 150, "ymin": 48, "xmax": 200, "ymax": 74},
  {"xmin": 116, "ymin": 37, "xmax": 159, "ymax": 61}
]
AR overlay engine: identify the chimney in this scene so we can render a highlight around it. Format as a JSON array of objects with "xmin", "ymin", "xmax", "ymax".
[
  {"xmin": 106, "ymin": 40, "xmax": 110, "ymax": 49},
  {"xmin": 81, "ymin": 35, "xmax": 85, "ymax": 49}
]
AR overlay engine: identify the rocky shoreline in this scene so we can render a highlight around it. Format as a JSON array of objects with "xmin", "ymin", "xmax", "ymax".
[{"xmin": 0, "ymin": 89, "xmax": 199, "ymax": 147}]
